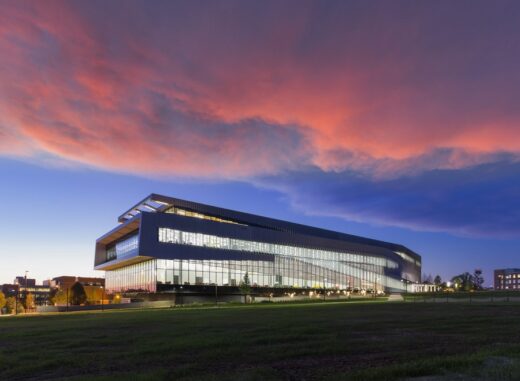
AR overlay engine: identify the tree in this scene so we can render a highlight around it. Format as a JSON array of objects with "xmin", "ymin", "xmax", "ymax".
[
  {"xmin": 239, "ymin": 272, "xmax": 251, "ymax": 303},
  {"xmin": 5, "ymin": 297, "xmax": 24, "ymax": 314},
  {"xmin": 51, "ymin": 289, "xmax": 69, "ymax": 305},
  {"xmin": 0, "ymin": 291, "xmax": 6, "ymax": 312},
  {"xmin": 422, "ymin": 273, "xmax": 433, "ymax": 284},
  {"xmin": 70, "ymin": 282, "xmax": 87, "ymax": 305},
  {"xmin": 473, "ymin": 269, "xmax": 484, "ymax": 290},
  {"xmin": 451, "ymin": 272, "xmax": 475, "ymax": 291},
  {"xmin": 434, "ymin": 275, "xmax": 442, "ymax": 286},
  {"xmin": 24, "ymin": 292, "xmax": 35, "ymax": 310},
  {"xmin": 6, "ymin": 297, "xmax": 15, "ymax": 313},
  {"xmin": 48, "ymin": 287, "xmax": 58, "ymax": 304}
]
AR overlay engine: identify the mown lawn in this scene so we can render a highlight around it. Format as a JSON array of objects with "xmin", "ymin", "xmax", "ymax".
[{"xmin": 1, "ymin": 301, "xmax": 520, "ymax": 380}]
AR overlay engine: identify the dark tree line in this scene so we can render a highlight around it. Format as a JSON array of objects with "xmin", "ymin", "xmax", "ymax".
[
  {"xmin": 451, "ymin": 269, "xmax": 484, "ymax": 291},
  {"xmin": 423, "ymin": 269, "xmax": 485, "ymax": 291}
]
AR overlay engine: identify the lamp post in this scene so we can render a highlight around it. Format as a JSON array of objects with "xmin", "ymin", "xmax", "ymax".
[
  {"xmin": 401, "ymin": 279, "xmax": 409, "ymax": 294},
  {"xmin": 24, "ymin": 271, "xmax": 29, "ymax": 314},
  {"xmin": 100, "ymin": 286, "xmax": 104, "ymax": 312}
]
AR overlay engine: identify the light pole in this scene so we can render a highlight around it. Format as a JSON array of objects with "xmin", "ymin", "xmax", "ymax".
[
  {"xmin": 323, "ymin": 278, "xmax": 327, "ymax": 301},
  {"xmin": 24, "ymin": 271, "xmax": 29, "ymax": 313},
  {"xmin": 100, "ymin": 286, "xmax": 104, "ymax": 312},
  {"xmin": 401, "ymin": 279, "xmax": 409, "ymax": 294}
]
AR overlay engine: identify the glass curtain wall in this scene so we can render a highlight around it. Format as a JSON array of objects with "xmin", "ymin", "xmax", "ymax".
[
  {"xmin": 106, "ymin": 256, "xmax": 404, "ymax": 293},
  {"xmin": 157, "ymin": 227, "xmax": 401, "ymax": 290},
  {"xmin": 106, "ymin": 234, "xmax": 139, "ymax": 261},
  {"xmin": 105, "ymin": 260, "xmax": 156, "ymax": 292},
  {"xmin": 105, "ymin": 228, "xmax": 408, "ymax": 293}
]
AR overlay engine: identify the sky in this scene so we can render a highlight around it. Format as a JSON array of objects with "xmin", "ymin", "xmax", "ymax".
[{"xmin": 0, "ymin": 0, "xmax": 519, "ymax": 286}]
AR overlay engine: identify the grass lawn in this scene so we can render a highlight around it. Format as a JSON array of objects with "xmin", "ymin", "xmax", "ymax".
[{"xmin": 1, "ymin": 301, "xmax": 520, "ymax": 380}]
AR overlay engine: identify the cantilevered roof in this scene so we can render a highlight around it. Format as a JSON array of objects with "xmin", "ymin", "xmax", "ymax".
[
  {"xmin": 98, "ymin": 216, "xmax": 141, "ymax": 245},
  {"xmin": 118, "ymin": 194, "xmax": 173, "ymax": 223},
  {"xmin": 117, "ymin": 193, "xmax": 421, "ymax": 260}
]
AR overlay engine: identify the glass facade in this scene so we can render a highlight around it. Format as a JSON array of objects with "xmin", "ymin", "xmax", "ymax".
[
  {"xmin": 165, "ymin": 207, "xmax": 246, "ymax": 226},
  {"xmin": 105, "ymin": 260, "xmax": 157, "ymax": 292},
  {"xmin": 104, "ymin": 227, "xmax": 407, "ymax": 293},
  {"xmin": 394, "ymin": 251, "xmax": 421, "ymax": 267},
  {"xmin": 107, "ymin": 234, "xmax": 139, "ymax": 261}
]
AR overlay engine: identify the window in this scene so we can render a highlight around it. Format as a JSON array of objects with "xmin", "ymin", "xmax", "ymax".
[
  {"xmin": 106, "ymin": 234, "xmax": 139, "ymax": 261},
  {"xmin": 165, "ymin": 207, "xmax": 246, "ymax": 226},
  {"xmin": 157, "ymin": 227, "xmax": 405, "ymax": 291}
]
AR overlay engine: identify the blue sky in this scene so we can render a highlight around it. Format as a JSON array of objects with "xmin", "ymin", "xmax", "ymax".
[{"xmin": 1, "ymin": 158, "xmax": 518, "ymax": 286}]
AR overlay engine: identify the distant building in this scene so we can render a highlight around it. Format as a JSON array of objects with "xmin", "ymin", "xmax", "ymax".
[
  {"xmin": 494, "ymin": 269, "xmax": 520, "ymax": 290},
  {"xmin": 14, "ymin": 276, "xmax": 36, "ymax": 287},
  {"xmin": 1, "ymin": 284, "xmax": 19, "ymax": 298},
  {"xmin": 411, "ymin": 283, "xmax": 440, "ymax": 293},
  {"xmin": 6, "ymin": 277, "xmax": 51, "ymax": 306},
  {"xmin": 44, "ymin": 276, "xmax": 105, "ymax": 291}
]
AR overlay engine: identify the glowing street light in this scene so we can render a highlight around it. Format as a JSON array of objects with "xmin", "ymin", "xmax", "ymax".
[
  {"xmin": 401, "ymin": 279, "xmax": 409, "ymax": 293},
  {"xmin": 100, "ymin": 286, "xmax": 105, "ymax": 312}
]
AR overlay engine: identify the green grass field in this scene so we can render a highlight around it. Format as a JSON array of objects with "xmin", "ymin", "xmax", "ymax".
[{"xmin": 1, "ymin": 301, "xmax": 520, "ymax": 380}]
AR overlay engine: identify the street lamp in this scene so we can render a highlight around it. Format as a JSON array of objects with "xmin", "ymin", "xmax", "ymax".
[
  {"xmin": 100, "ymin": 286, "xmax": 104, "ymax": 312},
  {"xmin": 15, "ymin": 286, "xmax": 18, "ymax": 315},
  {"xmin": 401, "ymin": 279, "xmax": 409, "ymax": 293},
  {"xmin": 24, "ymin": 271, "xmax": 29, "ymax": 314}
]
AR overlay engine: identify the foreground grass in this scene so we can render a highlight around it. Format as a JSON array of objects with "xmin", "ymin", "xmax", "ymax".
[{"xmin": 1, "ymin": 302, "xmax": 520, "ymax": 380}]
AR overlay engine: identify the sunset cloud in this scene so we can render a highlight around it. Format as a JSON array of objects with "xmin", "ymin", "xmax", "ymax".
[{"xmin": 1, "ymin": 0, "xmax": 519, "ymax": 235}]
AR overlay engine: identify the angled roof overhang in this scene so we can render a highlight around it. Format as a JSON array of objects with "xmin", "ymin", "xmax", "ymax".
[
  {"xmin": 116, "ymin": 193, "xmax": 421, "ymax": 262},
  {"xmin": 97, "ymin": 215, "xmax": 141, "ymax": 245},
  {"xmin": 118, "ymin": 194, "xmax": 173, "ymax": 223}
]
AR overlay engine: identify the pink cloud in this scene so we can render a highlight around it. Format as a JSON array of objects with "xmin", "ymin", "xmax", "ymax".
[{"xmin": 1, "ymin": 1, "xmax": 519, "ymax": 179}]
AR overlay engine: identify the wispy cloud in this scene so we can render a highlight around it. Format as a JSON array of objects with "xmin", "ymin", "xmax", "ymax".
[{"xmin": 1, "ymin": 1, "xmax": 519, "ymax": 236}]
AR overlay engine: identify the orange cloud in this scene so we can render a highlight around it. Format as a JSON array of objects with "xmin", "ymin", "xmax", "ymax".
[{"xmin": 1, "ymin": 1, "xmax": 519, "ymax": 179}]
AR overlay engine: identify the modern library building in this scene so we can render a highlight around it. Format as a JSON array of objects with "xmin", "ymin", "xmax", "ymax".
[{"xmin": 95, "ymin": 194, "xmax": 421, "ymax": 295}]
